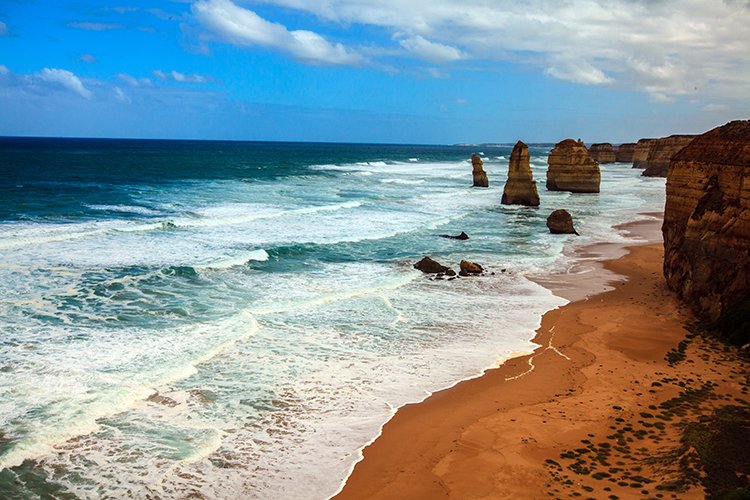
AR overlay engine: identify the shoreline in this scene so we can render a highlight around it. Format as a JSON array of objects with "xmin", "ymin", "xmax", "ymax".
[
  {"xmin": 330, "ymin": 214, "xmax": 665, "ymax": 497},
  {"xmin": 334, "ymin": 214, "xmax": 749, "ymax": 498}
]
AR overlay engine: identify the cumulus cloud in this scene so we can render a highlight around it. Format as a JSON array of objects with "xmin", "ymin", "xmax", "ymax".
[
  {"xmin": 0, "ymin": 65, "xmax": 9, "ymax": 76},
  {"xmin": 68, "ymin": 21, "xmax": 123, "ymax": 31},
  {"xmin": 191, "ymin": 0, "xmax": 364, "ymax": 66},
  {"xmin": 113, "ymin": 86, "xmax": 130, "ymax": 103},
  {"xmin": 117, "ymin": 73, "xmax": 152, "ymax": 87},
  {"xmin": 399, "ymin": 35, "xmax": 463, "ymax": 63},
  {"xmin": 245, "ymin": 0, "xmax": 750, "ymax": 101},
  {"xmin": 37, "ymin": 68, "xmax": 92, "ymax": 99}
]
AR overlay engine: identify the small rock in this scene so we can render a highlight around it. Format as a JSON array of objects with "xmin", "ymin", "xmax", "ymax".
[
  {"xmin": 546, "ymin": 209, "xmax": 579, "ymax": 235},
  {"xmin": 439, "ymin": 231, "xmax": 469, "ymax": 240},
  {"xmin": 414, "ymin": 256, "xmax": 450, "ymax": 274},
  {"xmin": 446, "ymin": 268, "xmax": 457, "ymax": 276},
  {"xmin": 459, "ymin": 260, "xmax": 483, "ymax": 276}
]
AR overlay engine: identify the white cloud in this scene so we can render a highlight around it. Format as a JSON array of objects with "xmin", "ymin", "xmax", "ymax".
[
  {"xmin": 80, "ymin": 54, "xmax": 97, "ymax": 63},
  {"xmin": 192, "ymin": 0, "xmax": 364, "ymax": 66},
  {"xmin": 702, "ymin": 103, "xmax": 730, "ymax": 112},
  {"xmin": 0, "ymin": 21, "xmax": 7, "ymax": 36},
  {"xmin": 37, "ymin": 68, "xmax": 92, "ymax": 99},
  {"xmin": 113, "ymin": 86, "xmax": 130, "ymax": 103},
  {"xmin": 117, "ymin": 73, "xmax": 152, "ymax": 87},
  {"xmin": 153, "ymin": 69, "xmax": 212, "ymax": 83},
  {"xmin": 399, "ymin": 35, "xmax": 463, "ymax": 63},
  {"xmin": 245, "ymin": 0, "xmax": 750, "ymax": 101},
  {"xmin": 0, "ymin": 65, "xmax": 9, "ymax": 76},
  {"xmin": 67, "ymin": 21, "xmax": 123, "ymax": 31}
]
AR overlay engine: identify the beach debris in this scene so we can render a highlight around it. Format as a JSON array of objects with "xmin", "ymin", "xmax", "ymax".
[
  {"xmin": 547, "ymin": 209, "xmax": 579, "ymax": 235},
  {"xmin": 471, "ymin": 154, "xmax": 489, "ymax": 187},
  {"xmin": 414, "ymin": 256, "xmax": 451, "ymax": 274},
  {"xmin": 501, "ymin": 140, "xmax": 540, "ymax": 207},
  {"xmin": 438, "ymin": 231, "xmax": 470, "ymax": 240},
  {"xmin": 459, "ymin": 260, "xmax": 483, "ymax": 276},
  {"xmin": 546, "ymin": 139, "xmax": 600, "ymax": 193}
]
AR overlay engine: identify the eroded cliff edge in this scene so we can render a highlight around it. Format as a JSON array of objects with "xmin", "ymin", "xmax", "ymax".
[{"xmin": 663, "ymin": 120, "xmax": 750, "ymax": 333}]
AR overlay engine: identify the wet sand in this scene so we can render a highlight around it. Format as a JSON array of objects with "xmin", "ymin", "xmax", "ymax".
[{"xmin": 334, "ymin": 218, "xmax": 749, "ymax": 499}]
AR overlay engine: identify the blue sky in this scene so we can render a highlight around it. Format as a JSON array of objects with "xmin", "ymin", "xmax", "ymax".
[{"xmin": 0, "ymin": 0, "xmax": 748, "ymax": 143}]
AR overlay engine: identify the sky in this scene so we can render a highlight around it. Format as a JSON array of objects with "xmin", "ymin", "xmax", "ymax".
[{"xmin": 0, "ymin": 0, "xmax": 749, "ymax": 144}]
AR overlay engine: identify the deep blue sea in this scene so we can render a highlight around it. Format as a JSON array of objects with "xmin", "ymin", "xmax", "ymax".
[{"xmin": 0, "ymin": 138, "xmax": 666, "ymax": 498}]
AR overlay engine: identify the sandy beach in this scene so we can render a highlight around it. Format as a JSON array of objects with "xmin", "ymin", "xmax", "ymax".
[{"xmin": 335, "ymin": 217, "xmax": 750, "ymax": 499}]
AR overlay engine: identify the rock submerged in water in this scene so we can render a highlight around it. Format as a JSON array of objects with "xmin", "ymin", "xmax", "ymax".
[
  {"xmin": 459, "ymin": 260, "xmax": 483, "ymax": 276},
  {"xmin": 588, "ymin": 143, "xmax": 616, "ymax": 164},
  {"xmin": 471, "ymin": 154, "xmax": 489, "ymax": 187},
  {"xmin": 546, "ymin": 139, "xmax": 601, "ymax": 193},
  {"xmin": 414, "ymin": 256, "xmax": 450, "ymax": 274},
  {"xmin": 662, "ymin": 120, "xmax": 750, "ymax": 325},
  {"xmin": 501, "ymin": 140, "xmax": 540, "ymax": 207},
  {"xmin": 546, "ymin": 209, "xmax": 579, "ymax": 235},
  {"xmin": 438, "ymin": 231, "xmax": 469, "ymax": 240},
  {"xmin": 641, "ymin": 135, "xmax": 696, "ymax": 177}
]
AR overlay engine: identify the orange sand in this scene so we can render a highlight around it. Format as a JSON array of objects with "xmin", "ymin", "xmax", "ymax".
[{"xmin": 335, "ymin": 219, "xmax": 749, "ymax": 499}]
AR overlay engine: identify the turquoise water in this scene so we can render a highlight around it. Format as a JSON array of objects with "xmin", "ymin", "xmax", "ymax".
[{"xmin": 0, "ymin": 138, "xmax": 665, "ymax": 498}]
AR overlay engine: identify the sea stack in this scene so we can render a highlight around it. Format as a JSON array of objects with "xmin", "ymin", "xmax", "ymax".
[
  {"xmin": 588, "ymin": 143, "xmax": 616, "ymax": 164},
  {"xmin": 471, "ymin": 154, "xmax": 489, "ymax": 187},
  {"xmin": 614, "ymin": 143, "xmax": 636, "ymax": 163},
  {"xmin": 632, "ymin": 138, "xmax": 656, "ymax": 168},
  {"xmin": 662, "ymin": 120, "xmax": 750, "ymax": 324},
  {"xmin": 642, "ymin": 135, "xmax": 696, "ymax": 177},
  {"xmin": 501, "ymin": 141, "xmax": 540, "ymax": 206},
  {"xmin": 546, "ymin": 139, "xmax": 601, "ymax": 193},
  {"xmin": 546, "ymin": 209, "xmax": 579, "ymax": 235}
]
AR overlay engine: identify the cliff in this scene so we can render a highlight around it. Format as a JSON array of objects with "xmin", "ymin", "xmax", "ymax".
[
  {"xmin": 588, "ymin": 143, "xmax": 616, "ymax": 164},
  {"xmin": 501, "ymin": 141, "xmax": 540, "ymax": 206},
  {"xmin": 642, "ymin": 135, "xmax": 696, "ymax": 177},
  {"xmin": 662, "ymin": 120, "xmax": 750, "ymax": 325},
  {"xmin": 615, "ymin": 143, "xmax": 636, "ymax": 163},
  {"xmin": 633, "ymin": 138, "xmax": 656, "ymax": 169},
  {"xmin": 546, "ymin": 139, "xmax": 600, "ymax": 193},
  {"xmin": 471, "ymin": 154, "xmax": 489, "ymax": 187}
]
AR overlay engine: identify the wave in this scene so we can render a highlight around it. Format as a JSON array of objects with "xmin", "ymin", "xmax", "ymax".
[
  {"xmin": 197, "ymin": 249, "xmax": 269, "ymax": 270},
  {"xmin": 85, "ymin": 204, "xmax": 162, "ymax": 216},
  {"xmin": 379, "ymin": 178, "xmax": 425, "ymax": 185}
]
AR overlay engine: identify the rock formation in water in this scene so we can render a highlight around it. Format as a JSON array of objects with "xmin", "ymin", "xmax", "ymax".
[
  {"xmin": 633, "ymin": 138, "xmax": 656, "ymax": 169},
  {"xmin": 546, "ymin": 139, "xmax": 601, "ymax": 193},
  {"xmin": 588, "ymin": 143, "xmax": 616, "ymax": 164},
  {"xmin": 471, "ymin": 154, "xmax": 489, "ymax": 187},
  {"xmin": 501, "ymin": 141, "xmax": 540, "ymax": 206},
  {"xmin": 438, "ymin": 231, "xmax": 469, "ymax": 240},
  {"xmin": 642, "ymin": 135, "xmax": 696, "ymax": 177},
  {"xmin": 414, "ymin": 256, "xmax": 450, "ymax": 274},
  {"xmin": 459, "ymin": 260, "xmax": 483, "ymax": 276},
  {"xmin": 547, "ymin": 209, "xmax": 579, "ymax": 235},
  {"xmin": 662, "ymin": 120, "xmax": 750, "ymax": 325},
  {"xmin": 615, "ymin": 143, "xmax": 636, "ymax": 163}
]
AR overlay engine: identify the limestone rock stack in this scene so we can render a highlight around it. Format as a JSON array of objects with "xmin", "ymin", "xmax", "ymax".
[
  {"xmin": 588, "ymin": 143, "xmax": 616, "ymax": 163},
  {"xmin": 501, "ymin": 141, "xmax": 540, "ymax": 206},
  {"xmin": 471, "ymin": 154, "xmax": 489, "ymax": 187},
  {"xmin": 633, "ymin": 138, "xmax": 656, "ymax": 168},
  {"xmin": 642, "ymin": 135, "xmax": 696, "ymax": 177},
  {"xmin": 547, "ymin": 209, "xmax": 579, "ymax": 235},
  {"xmin": 615, "ymin": 143, "xmax": 636, "ymax": 163},
  {"xmin": 662, "ymin": 120, "xmax": 750, "ymax": 323},
  {"xmin": 546, "ymin": 139, "xmax": 600, "ymax": 193}
]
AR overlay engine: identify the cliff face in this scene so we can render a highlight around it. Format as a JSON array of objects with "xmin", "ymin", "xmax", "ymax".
[
  {"xmin": 501, "ymin": 141, "xmax": 540, "ymax": 206},
  {"xmin": 546, "ymin": 139, "xmax": 600, "ymax": 193},
  {"xmin": 633, "ymin": 138, "xmax": 656, "ymax": 169},
  {"xmin": 471, "ymin": 154, "xmax": 489, "ymax": 187},
  {"xmin": 588, "ymin": 143, "xmax": 616, "ymax": 164},
  {"xmin": 642, "ymin": 135, "xmax": 696, "ymax": 177},
  {"xmin": 615, "ymin": 143, "xmax": 636, "ymax": 163},
  {"xmin": 663, "ymin": 120, "xmax": 750, "ymax": 322}
]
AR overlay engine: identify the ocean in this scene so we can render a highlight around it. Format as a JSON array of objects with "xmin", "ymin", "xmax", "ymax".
[{"xmin": 0, "ymin": 138, "xmax": 665, "ymax": 499}]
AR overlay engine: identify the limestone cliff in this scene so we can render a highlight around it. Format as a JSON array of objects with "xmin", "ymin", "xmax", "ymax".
[
  {"xmin": 642, "ymin": 135, "xmax": 696, "ymax": 177},
  {"xmin": 662, "ymin": 120, "xmax": 750, "ymax": 323},
  {"xmin": 502, "ymin": 141, "xmax": 540, "ymax": 206},
  {"xmin": 615, "ymin": 143, "xmax": 636, "ymax": 163},
  {"xmin": 471, "ymin": 154, "xmax": 489, "ymax": 187},
  {"xmin": 633, "ymin": 138, "xmax": 656, "ymax": 169},
  {"xmin": 546, "ymin": 139, "xmax": 600, "ymax": 193},
  {"xmin": 588, "ymin": 143, "xmax": 616, "ymax": 164}
]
